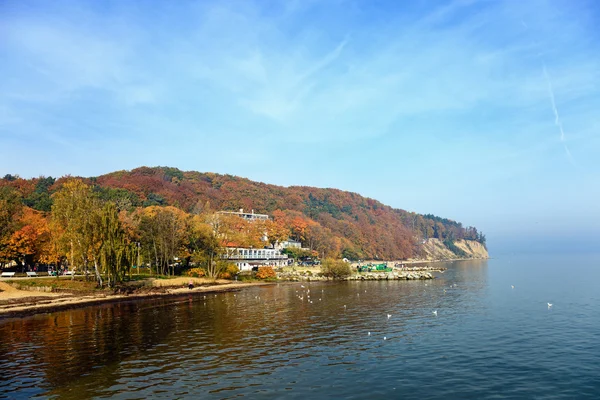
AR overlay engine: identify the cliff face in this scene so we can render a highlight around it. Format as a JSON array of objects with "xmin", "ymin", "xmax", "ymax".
[{"xmin": 419, "ymin": 239, "xmax": 489, "ymax": 261}]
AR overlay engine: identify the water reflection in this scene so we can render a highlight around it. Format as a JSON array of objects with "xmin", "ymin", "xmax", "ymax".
[{"xmin": 15, "ymin": 258, "xmax": 597, "ymax": 400}]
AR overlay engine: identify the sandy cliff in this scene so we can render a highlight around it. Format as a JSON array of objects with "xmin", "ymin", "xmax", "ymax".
[{"xmin": 419, "ymin": 238, "xmax": 489, "ymax": 261}]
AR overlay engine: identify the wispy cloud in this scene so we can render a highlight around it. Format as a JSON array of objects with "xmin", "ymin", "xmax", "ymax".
[{"xmin": 0, "ymin": 0, "xmax": 598, "ymax": 185}]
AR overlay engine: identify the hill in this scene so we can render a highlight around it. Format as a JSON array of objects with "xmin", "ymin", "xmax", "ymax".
[{"xmin": 1, "ymin": 167, "xmax": 487, "ymax": 261}]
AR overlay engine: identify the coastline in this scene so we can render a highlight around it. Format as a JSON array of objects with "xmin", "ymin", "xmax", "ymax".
[
  {"xmin": 0, "ymin": 259, "xmax": 487, "ymax": 319},
  {"xmin": 0, "ymin": 281, "xmax": 274, "ymax": 320}
]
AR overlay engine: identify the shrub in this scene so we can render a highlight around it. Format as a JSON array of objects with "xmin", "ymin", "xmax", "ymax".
[
  {"xmin": 256, "ymin": 266, "xmax": 277, "ymax": 280},
  {"xmin": 186, "ymin": 268, "xmax": 206, "ymax": 278},
  {"xmin": 218, "ymin": 263, "xmax": 240, "ymax": 279},
  {"xmin": 321, "ymin": 259, "xmax": 352, "ymax": 279}
]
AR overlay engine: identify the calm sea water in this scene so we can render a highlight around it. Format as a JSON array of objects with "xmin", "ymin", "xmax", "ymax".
[{"xmin": 1, "ymin": 253, "xmax": 599, "ymax": 399}]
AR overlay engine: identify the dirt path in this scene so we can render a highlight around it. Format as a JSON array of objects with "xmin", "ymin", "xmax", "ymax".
[
  {"xmin": 0, "ymin": 281, "xmax": 62, "ymax": 300},
  {"xmin": 0, "ymin": 281, "xmax": 273, "ymax": 319}
]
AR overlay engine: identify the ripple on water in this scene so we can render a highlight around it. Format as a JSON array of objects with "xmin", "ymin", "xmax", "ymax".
[{"xmin": 1, "ymin": 257, "xmax": 600, "ymax": 399}]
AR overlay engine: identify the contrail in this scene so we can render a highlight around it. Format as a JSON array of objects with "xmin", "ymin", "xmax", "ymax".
[
  {"xmin": 542, "ymin": 63, "xmax": 565, "ymax": 141},
  {"xmin": 542, "ymin": 63, "xmax": 576, "ymax": 165},
  {"xmin": 522, "ymin": 19, "xmax": 577, "ymax": 167}
]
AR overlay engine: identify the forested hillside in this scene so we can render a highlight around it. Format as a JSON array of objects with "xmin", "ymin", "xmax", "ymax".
[{"xmin": 1, "ymin": 166, "xmax": 486, "ymax": 263}]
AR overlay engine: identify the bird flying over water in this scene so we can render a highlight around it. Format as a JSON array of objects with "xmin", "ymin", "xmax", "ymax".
[
  {"xmin": 511, "ymin": 285, "xmax": 515, "ymax": 289},
  {"xmin": 387, "ymin": 314, "xmax": 392, "ymax": 319},
  {"xmin": 548, "ymin": 303, "xmax": 553, "ymax": 308},
  {"xmin": 432, "ymin": 310, "xmax": 438, "ymax": 316}
]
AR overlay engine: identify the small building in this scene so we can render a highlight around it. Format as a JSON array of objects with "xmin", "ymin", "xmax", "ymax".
[
  {"xmin": 275, "ymin": 239, "xmax": 302, "ymax": 250},
  {"xmin": 223, "ymin": 247, "xmax": 289, "ymax": 271},
  {"xmin": 217, "ymin": 208, "xmax": 269, "ymax": 221}
]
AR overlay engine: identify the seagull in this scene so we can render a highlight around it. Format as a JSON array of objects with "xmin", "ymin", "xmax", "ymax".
[
  {"xmin": 432, "ymin": 310, "xmax": 438, "ymax": 316},
  {"xmin": 368, "ymin": 332, "xmax": 371, "ymax": 336},
  {"xmin": 383, "ymin": 337, "xmax": 387, "ymax": 340},
  {"xmin": 511, "ymin": 285, "xmax": 515, "ymax": 289},
  {"xmin": 548, "ymin": 303, "xmax": 553, "ymax": 308},
  {"xmin": 387, "ymin": 314, "xmax": 392, "ymax": 319}
]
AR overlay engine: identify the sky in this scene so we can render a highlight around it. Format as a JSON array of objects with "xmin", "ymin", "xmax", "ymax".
[{"xmin": 1, "ymin": 0, "xmax": 599, "ymax": 254}]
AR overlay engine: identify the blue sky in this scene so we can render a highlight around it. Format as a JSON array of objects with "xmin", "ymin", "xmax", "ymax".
[{"xmin": 1, "ymin": 0, "xmax": 599, "ymax": 253}]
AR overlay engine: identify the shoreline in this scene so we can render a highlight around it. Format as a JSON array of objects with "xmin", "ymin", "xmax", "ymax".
[
  {"xmin": 0, "ymin": 281, "xmax": 274, "ymax": 320},
  {"xmin": 0, "ymin": 259, "xmax": 487, "ymax": 320}
]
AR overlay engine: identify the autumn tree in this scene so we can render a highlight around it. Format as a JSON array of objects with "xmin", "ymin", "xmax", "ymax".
[
  {"xmin": 96, "ymin": 202, "xmax": 135, "ymax": 287},
  {"xmin": 51, "ymin": 179, "xmax": 101, "ymax": 281},
  {"xmin": 186, "ymin": 214, "xmax": 224, "ymax": 279},
  {"xmin": 0, "ymin": 186, "xmax": 23, "ymax": 267},
  {"xmin": 4, "ymin": 208, "xmax": 52, "ymax": 268},
  {"xmin": 137, "ymin": 206, "xmax": 188, "ymax": 275}
]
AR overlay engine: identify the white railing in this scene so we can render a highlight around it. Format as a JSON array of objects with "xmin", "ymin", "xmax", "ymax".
[{"xmin": 224, "ymin": 254, "xmax": 288, "ymax": 260}]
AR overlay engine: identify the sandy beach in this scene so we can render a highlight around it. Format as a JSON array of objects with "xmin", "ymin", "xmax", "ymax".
[{"xmin": 0, "ymin": 279, "xmax": 273, "ymax": 319}]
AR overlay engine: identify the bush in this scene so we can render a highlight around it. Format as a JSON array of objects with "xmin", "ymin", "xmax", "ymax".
[
  {"xmin": 218, "ymin": 263, "xmax": 239, "ymax": 279},
  {"xmin": 321, "ymin": 259, "xmax": 352, "ymax": 279},
  {"xmin": 255, "ymin": 266, "xmax": 277, "ymax": 280},
  {"xmin": 186, "ymin": 268, "xmax": 206, "ymax": 278}
]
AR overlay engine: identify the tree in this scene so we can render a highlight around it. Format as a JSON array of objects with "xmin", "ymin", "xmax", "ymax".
[
  {"xmin": 264, "ymin": 218, "xmax": 290, "ymax": 248},
  {"xmin": 137, "ymin": 206, "xmax": 188, "ymax": 275},
  {"xmin": 321, "ymin": 259, "xmax": 352, "ymax": 279},
  {"xmin": 0, "ymin": 186, "xmax": 23, "ymax": 266},
  {"xmin": 3, "ymin": 208, "xmax": 52, "ymax": 268},
  {"xmin": 51, "ymin": 179, "xmax": 101, "ymax": 282},
  {"xmin": 97, "ymin": 202, "xmax": 135, "ymax": 287}
]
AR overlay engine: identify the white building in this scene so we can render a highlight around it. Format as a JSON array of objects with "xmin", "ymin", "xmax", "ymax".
[
  {"xmin": 224, "ymin": 247, "xmax": 289, "ymax": 271},
  {"xmin": 275, "ymin": 239, "xmax": 302, "ymax": 250},
  {"xmin": 217, "ymin": 208, "xmax": 269, "ymax": 221}
]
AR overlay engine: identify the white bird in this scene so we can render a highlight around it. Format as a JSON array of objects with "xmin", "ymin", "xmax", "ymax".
[
  {"xmin": 301, "ymin": 285, "xmax": 305, "ymax": 288},
  {"xmin": 432, "ymin": 310, "xmax": 438, "ymax": 316},
  {"xmin": 368, "ymin": 332, "xmax": 371, "ymax": 336},
  {"xmin": 344, "ymin": 305, "xmax": 347, "ymax": 309},
  {"xmin": 387, "ymin": 314, "xmax": 392, "ymax": 319},
  {"xmin": 548, "ymin": 303, "xmax": 553, "ymax": 308},
  {"xmin": 383, "ymin": 337, "xmax": 387, "ymax": 340},
  {"xmin": 511, "ymin": 285, "xmax": 515, "ymax": 289}
]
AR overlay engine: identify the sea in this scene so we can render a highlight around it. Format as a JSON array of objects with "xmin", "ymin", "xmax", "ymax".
[{"xmin": 0, "ymin": 252, "xmax": 599, "ymax": 399}]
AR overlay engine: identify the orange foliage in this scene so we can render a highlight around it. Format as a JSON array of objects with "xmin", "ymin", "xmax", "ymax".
[
  {"xmin": 3, "ymin": 167, "xmax": 483, "ymax": 261},
  {"xmin": 255, "ymin": 266, "xmax": 276, "ymax": 279}
]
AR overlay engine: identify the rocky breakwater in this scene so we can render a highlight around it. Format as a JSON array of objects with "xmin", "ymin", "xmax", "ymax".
[
  {"xmin": 277, "ymin": 265, "xmax": 445, "ymax": 282},
  {"xmin": 348, "ymin": 270, "xmax": 433, "ymax": 281}
]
